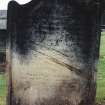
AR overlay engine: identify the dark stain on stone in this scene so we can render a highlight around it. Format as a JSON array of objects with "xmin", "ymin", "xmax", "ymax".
[{"xmin": 7, "ymin": 0, "xmax": 101, "ymax": 62}]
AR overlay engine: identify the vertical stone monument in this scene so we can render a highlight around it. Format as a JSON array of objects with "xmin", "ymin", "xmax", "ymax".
[{"xmin": 7, "ymin": 0, "xmax": 103, "ymax": 105}]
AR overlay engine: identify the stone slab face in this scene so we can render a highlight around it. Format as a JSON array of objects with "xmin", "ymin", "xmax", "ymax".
[{"xmin": 7, "ymin": 0, "xmax": 102, "ymax": 105}]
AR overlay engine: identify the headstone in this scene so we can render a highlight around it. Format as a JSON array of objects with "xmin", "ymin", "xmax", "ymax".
[{"xmin": 7, "ymin": 0, "xmax": 102, "ymax": 105}]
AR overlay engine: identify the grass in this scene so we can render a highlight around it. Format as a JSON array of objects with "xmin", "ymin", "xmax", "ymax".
[
  {"xmin": 96, "ymin": 33, "xmax": 105, "ymax": 102},
  {"xmin": 0, "ymin": 33, "xmax": 105, "ymax": 105},
  {"xmin": 0, "ymin": 74, "xmax": 7, "ymax": 105},
  {"xmin": 96, "ymin": 59, "xmax": 105, "ymax": 102}
]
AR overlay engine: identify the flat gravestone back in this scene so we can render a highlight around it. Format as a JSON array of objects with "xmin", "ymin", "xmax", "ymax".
[{"xmin": 7, "ymin": 0, "xmax": 102, "ymax": 105}]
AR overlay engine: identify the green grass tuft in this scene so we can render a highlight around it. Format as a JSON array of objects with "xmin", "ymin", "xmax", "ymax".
[
  {"xmin": 96, "ymin": 32, "xmax": 105, "ymax": 102},
  {"xmin": 0, "ymin": 74, "xmax": 7, "ymax": 105}
]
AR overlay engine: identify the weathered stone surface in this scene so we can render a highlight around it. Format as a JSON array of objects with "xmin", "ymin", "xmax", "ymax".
[{"xmin": 7, "ymin": 0, "xmax": 102, "ymax": 105}]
